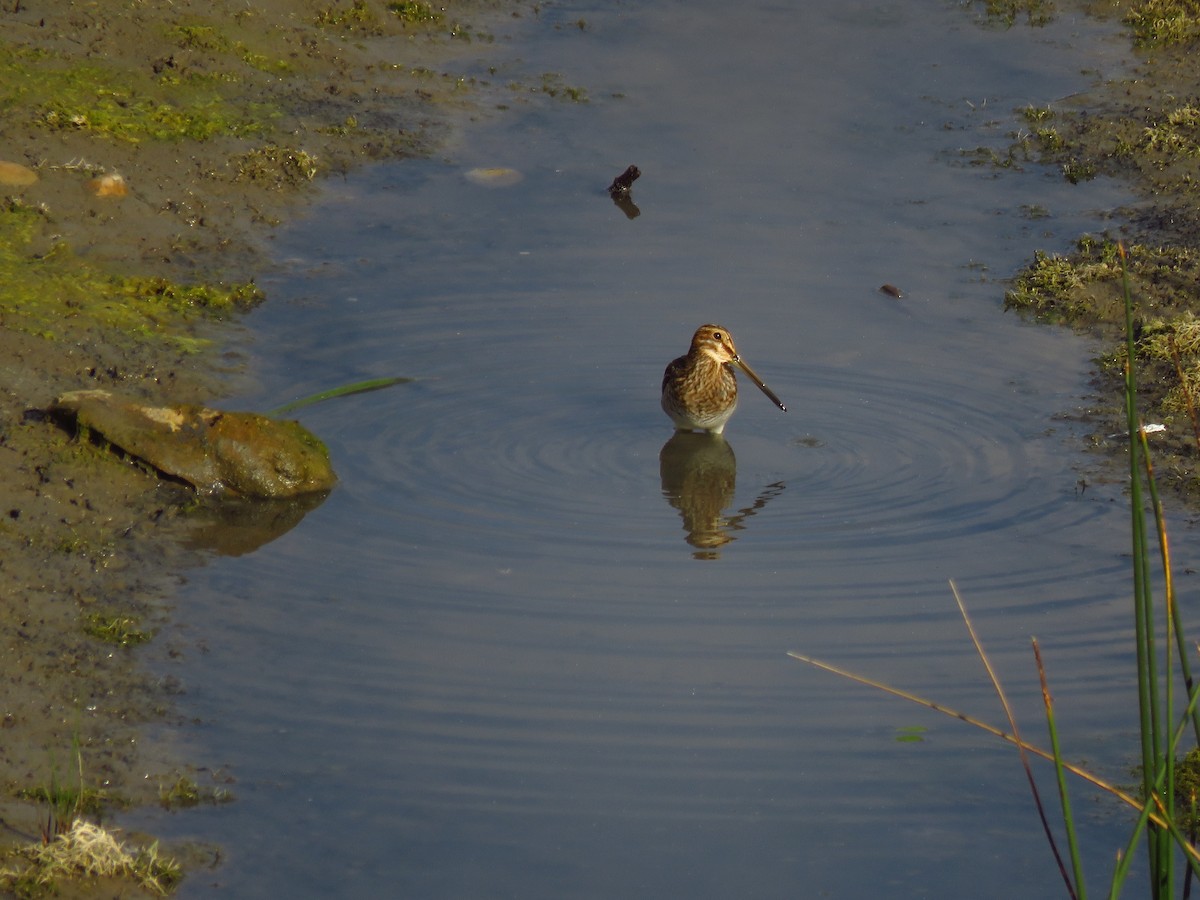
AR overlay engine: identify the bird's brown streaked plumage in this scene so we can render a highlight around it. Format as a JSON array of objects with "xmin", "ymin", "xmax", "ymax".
[{"xmin": 660, "ymin": 324, "xmax": 786, "ymax": 435}]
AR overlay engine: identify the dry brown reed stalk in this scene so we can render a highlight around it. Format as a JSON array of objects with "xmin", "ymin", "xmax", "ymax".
[
  {"xmin": 784, "ymin": 650, "xmax": 1200, "ymax": 855},
  {"xmin": 949, "ymin": 580, "xmax": 1077, "ymax": 900}
]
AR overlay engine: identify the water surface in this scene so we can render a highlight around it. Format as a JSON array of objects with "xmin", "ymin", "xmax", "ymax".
[{"xmin": 131, "ymin": 3, "xmax": 1200, "ymax": 896}]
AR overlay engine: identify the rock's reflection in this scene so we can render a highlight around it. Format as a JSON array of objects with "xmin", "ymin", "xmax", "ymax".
[
  {"xmin": 659, "ymin": 433, "xmax": 785, "ymax": 560},
  {"xmin": 182, "ymin": 492, "xmax": 330, "ymax": 557}
]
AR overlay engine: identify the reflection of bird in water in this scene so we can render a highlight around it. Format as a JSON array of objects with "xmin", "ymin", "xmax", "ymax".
[
  {"xmin": 659, "ymin": 433, "xmax": 737, "ymax": 559},
  {"xmin": 661, "ymin": 324, "xmax": 786, "ymax": 435},
  {"xmin": 659, "ymin": 433, "xmax": 788, "ymax": 560}
]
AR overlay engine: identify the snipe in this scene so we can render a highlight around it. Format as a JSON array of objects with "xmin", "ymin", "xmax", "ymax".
[{"xmin": 660, "ymin": 324, "xmax": 786, "ymax": 434}]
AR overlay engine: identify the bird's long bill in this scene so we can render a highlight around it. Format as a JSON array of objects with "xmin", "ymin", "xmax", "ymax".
[{"xmin": 734, "ymin": 357, "xmax": 787, "ymax": 412}]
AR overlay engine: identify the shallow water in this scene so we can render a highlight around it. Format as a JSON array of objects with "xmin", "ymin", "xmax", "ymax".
[{"xmin": 131, "ymin": 2, "xmax": 1200, "ymax": 897}]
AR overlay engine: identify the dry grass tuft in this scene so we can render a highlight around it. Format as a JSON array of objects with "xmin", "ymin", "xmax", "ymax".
[{"xmin": 1, "ymin": 819, "xmax": 181, "ymax": 896}]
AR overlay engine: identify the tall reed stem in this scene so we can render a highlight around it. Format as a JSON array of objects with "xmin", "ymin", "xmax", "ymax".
[{"xmin": 1121, "ymin": 243, "xmax": 1170, "ymax": 897}]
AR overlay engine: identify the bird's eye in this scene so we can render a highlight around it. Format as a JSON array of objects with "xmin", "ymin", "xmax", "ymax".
[{"xmin": 713, "ymin": 332, "xmax": 723, "ymax": 340}]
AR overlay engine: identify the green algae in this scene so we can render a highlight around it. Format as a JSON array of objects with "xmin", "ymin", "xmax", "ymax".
[
  {"xmin": 315, "ymin": 0, "xmax": 382, "ymax": 31},
  {"xmin": 0, "ymin": 199, "xmax": 262, "ymax": 350},
  {"xmin": 389, "ymin": 1, "xmax": 446, "ymax": 25},
  {"xmin": 978, "ymin": 0, "xmax": 1056, "ymax": 27},
  {"xmin": 232, "ymin": 145, "xmax": 320, "ymax": 188},
  {"xmin": 502, "ymin": 72, "xmax": 589, "ymax": 103},
  {"xmin": 0, "ymin": 44, "xmax": 270, "ymax": 144},
  {"xmin": 165, "ymin": 23, "xmax": 294, "ymax": 76},
  {"xmin": 83, "ymin": 611, "xmax": 154, "ymax": 647},
  {"xmin": 158, "ymin": 773, "xmax": 233, "ymax": 809},
  {"xmin": 314, "ymin": 0, "xmax": 448, "ymax": 31}
]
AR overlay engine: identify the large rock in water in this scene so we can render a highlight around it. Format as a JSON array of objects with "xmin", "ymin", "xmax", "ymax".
[{"xmin": 52, "ymin": 390, "xmax": 336, "ymax": 498}]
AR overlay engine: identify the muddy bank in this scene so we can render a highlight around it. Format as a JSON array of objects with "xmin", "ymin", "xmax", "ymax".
[
  {"xmin": 996, "ymin": 0, "xmax": 1200, "ymax": 494},
  {"xmin": 0, "ymin": 0, "xmax": 540, "ymax": 894}
]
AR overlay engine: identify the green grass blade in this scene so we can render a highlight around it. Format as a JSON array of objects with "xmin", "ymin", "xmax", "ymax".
[
  {"xmin": 1140, "ymin": 429, "xmax": 1179, "ymax": 895},
  {"xmin": 1110, "ymin": 798, "xmax": 1154, "ymax": 899},
  {"xmin": 1033, "ymin": 638, "xmax": 1085, "ymax": 900},
  {"xmin": 1138, "ymin": 425, "xmax": 1200, "ymax": 748},
  {"xmin": 1119, "ymin": 243, "xmax": 1169, "ymax": 897},
  {"xmin": 268, "ymin": 376, "xmax": 414, "ymax": 415}
]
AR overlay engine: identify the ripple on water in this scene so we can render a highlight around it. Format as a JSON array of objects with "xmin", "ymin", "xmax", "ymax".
[
  {"xmin": 323, "ymin": 350, "xmax": 1113, "ymax": 576},
  {"xmin": 258, "ymin": 265, "xmax": 1101, "ymax": 590}
]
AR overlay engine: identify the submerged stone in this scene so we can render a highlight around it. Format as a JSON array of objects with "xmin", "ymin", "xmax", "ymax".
[
  {"xmin": 84, "ymin": 172, "xmax": 129, "ymax": 198},
  {"xmin": 464, "ymin": 166, "xmax": 523, "ymax": 187},
  {"xmin": 52, "ymin": 390, "xmax": 336, "ymax": 498}
]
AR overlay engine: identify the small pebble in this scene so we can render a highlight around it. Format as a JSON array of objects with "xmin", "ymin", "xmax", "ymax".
[
  {"xmin": 0, "ymin": 160, "xmax": 38, "ymax": 186},
  {"xmin": 879, "ymin": 283, "xmax": 903, "ymax": 298}
]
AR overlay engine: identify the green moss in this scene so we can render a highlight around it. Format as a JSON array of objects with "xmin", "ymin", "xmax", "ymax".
[
  {"xmin": 1175, "ymin": 747, "xmax": 1200, "ymax": 829},
  {"xmin": 166, "ymin": 24, "xmax": 229, "ymax": 52},
  {"xmin": 1061, "ymin": 158, "xmax": 1097, "ymax": 183},
  {"xmin": 115, "ymin": 276, "xmax": 265, "ymax": 314},
  {"xmin": 961, "ymin": 144, "xmax": 1023, "ymax": 169},
  {"xmin": 84, "ymin": 612, "xmax": 154, "ymax": 647},
  {"xmin": 1007, "ymin": 94, "xmax": 1200, "ymax": 192},
  {"xmin": 389, "ymin": 1, "xmax": 445, "ymax": 25},
  {"xmin": 236, "ymin": 43, "xmax": 294, "ymax": 76},
  {"xmin": 0, "ymin": 199, "xmax": 263, "ymax": 350},
  {"xmin": 978, "ymin": 0, "xmax": 1056, "ymax": 27},
  {"xmin": 319, "ymin": 115, "xmax": 359, "ymax": 136},
  {"xmin": 159, "ymin": 776, "xmax": 201, "ymax": 808},
  {"xmin": 1141, "ymin": 104, "xmax": 1200, "ymax": 159},
  {"xmin": 1008, "ymin": 236, "xmax": 1200, "ymax": 456},
  {"xmin": 1005, "ymin": 235, "xmax": 1199, "ymax": 324},
  {"xmin": 158, "ymin": 774, "xmax": 234, "ymax": 809},
  {"xmin": 1006, "ymin": 249, "xmax": 1088, "ymax": 320},
  {"xmin": 315, "ymin": 0, "xmax": 381, "ymax": 30},
  {"xmin": 1034, "ymin": 125, "xmax": 1065, "ymax": 151},
  {"xmin": 539, "ymin": 73, "xmax": 588, "ymax": 101},
  {"xmin": 1126, "ymin": 0, "xmax": 1200, "ymax": 46},
  {"xmin": 164, "ymin": 23, "xmax": 292, "ymax": 76},
  {"xmin": 1021, "ymin": 105, "xmax": 1055, "ymax": 124},
  {"xmin": 506, "ymin": 73, "xmax": 589, "ymax": 103},
  {"xmin": 43, "ymin": 95, "xmax": 265, "ymax": 143},
  {"xmin": 1137, "ymin": 313, "xmax": 1200, "ymax": 417},
  {"xmin": 232, "ymin": 146, "xmax": 320, "ymax": 187},
  {"xmin": 0, "ymin": 44, "xmax": 270, "ymax": 143}
]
